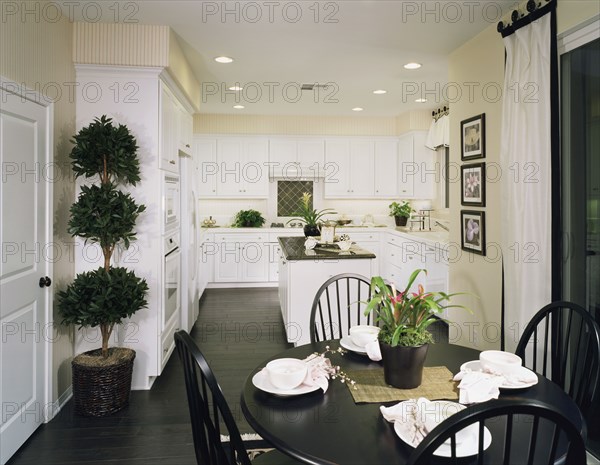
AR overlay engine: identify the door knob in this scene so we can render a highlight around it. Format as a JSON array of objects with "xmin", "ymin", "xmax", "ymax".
[{"xmin": 39, "ymin": 276, "xmax": 51, "ymax": 288}]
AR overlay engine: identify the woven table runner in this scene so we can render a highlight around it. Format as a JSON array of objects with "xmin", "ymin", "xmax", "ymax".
[{"xmin": 347, "ymin": 366, "xmax": 459, "ymax": 404}]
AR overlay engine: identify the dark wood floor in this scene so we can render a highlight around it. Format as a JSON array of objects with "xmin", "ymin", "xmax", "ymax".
[{"xmin": 7, "ymin": 288, "xmax": 292, "ymax": 465}]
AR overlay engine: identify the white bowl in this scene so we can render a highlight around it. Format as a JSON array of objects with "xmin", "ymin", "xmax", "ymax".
[
  {"xmin": 265, "ymin": 358, "xmax": 307, "ymax": 390},
  {"xmin": 338, "ymin": 240, "xmax": 352, "ymax": 251},
  {"xmin": 349, "ymin": 325, "xmax": 380, "ymax": 348},
  {"xmin": 479, "ymin": 350, "xmax": 522, "ymax": 377}
]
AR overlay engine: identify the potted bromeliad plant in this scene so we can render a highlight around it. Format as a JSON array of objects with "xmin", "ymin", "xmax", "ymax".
[
  {"xmin": 58, "ymin": 116, "xmax": 149, "ymax": 416},
  {"xmin": 364, "ymin": 269, "xmax": 467, "ymax": 389},
  {"xmin": 389, "ymin": 201, "xmax": 413, "ymax": 227},
  {"xmin": 288, "ymin": 192, "xmax": 336, "ymax": 237}
]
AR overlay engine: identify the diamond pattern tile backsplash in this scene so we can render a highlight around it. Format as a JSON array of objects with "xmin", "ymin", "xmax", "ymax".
[{"xmin": 278, "ymin": 181, "xmax": 313, "ymax": 217}]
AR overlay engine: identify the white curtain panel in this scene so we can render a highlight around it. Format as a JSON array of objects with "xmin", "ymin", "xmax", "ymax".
[{"xmin": 500, "ymin": 14, "xmax": 552, "ymax": 352}]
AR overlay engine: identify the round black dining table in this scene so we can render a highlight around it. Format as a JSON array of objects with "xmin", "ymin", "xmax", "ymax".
[{"xmin": 240, "ymin": 342, "xmax": 584, "ymax": 465}]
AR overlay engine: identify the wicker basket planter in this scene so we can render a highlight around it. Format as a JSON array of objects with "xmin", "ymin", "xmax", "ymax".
[{"xmin": 72, "ymin": 347, "xmax": 135, "ymax": 417}]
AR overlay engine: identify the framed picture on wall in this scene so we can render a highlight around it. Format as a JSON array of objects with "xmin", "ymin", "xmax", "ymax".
[
  {"xmin": 461, "ymin": 113, "xmax": 486, "ymax": 160},
  {"xmin": 461, "ymin": 210, "xmax": 486, "ymax": 255},
  {"xmin": 461, "ymin": 163, "xmax": 486, "ymax": 207}
]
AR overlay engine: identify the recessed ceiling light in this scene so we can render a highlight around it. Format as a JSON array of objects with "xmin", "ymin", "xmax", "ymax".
[
  {"xmin": 373, "ymin": 89, "xmax": 387, "ymax": 95},
  {"xmin": 415, "ymin": 98, "xmax": 428, "ymax": 103},
  {"xmin": 404, "ymin": 62, "xmax": 421, "ymax": 70},
  {"xmin": 215, "ymin": 56, "xmax": 233, "ymax": 63},
  {"xmin": 352, "ymin": 107, "xmax": 364, "ymax": 112},
  {"xmin": 229, "ymin": 86, "xmax": 243, "ymax": 91},
  {"xmin": 233, "ymin": 105, "xmax": 245, "ymax": 109}
]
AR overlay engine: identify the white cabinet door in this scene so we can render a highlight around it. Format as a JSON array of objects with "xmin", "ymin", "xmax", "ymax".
[
  {"xmin": 242, "ymin": 138, "xmax": 269, "ymax": 198},
  {"xmin": 214, "ymin": 242, "xmax": 240, "ymax": 282},
  {"xmin": 195, "ymin": 138, "xmax": 217, "ymax": 197},
  {"xmin": 178, "ymin": 106, "xmax": 193, "ymax": 155},
  {"xmin": 324, "ymin": 139, "xmax": 350, "ymax": 197},
  {"xmin": 374, "ymin": 140, "xmax": 398, "ymax": 198},
  {"xmin": 270, "ymin": 139, "xmax": 297, "ymax": 165},
  {"xmin": 159, "ymin": 86, "xmax": 179, "ymax": 173},
  {"xmin": 350, "ymin": 140, "xmax": 375, "ymax": 197},
  {"xmin": 216, "ymin": 139, "xmax": 243, "ymax": 196},
  {"xmin": 398, "ymin": 133, "xmax": 415, "ymax": 197},
  {"xmin": 297, "ymin": 139, "xmax": 325, "ymax": 167},
  {"xmin": 241, "ymin": 242, "xmax": 269, "ymax": 282},
  {"xmin": 412, "ymin": 131, "xmax": 436, "ymax": 200}
]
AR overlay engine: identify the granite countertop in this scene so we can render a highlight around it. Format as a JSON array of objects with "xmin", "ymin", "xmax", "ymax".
[{"xmin": 278, "ymin": 236, "xmax": 376, "ymax": 261}]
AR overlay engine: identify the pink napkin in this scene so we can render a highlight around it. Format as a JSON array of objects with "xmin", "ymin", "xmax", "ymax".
[{"xmin": 302, "ymin": 353, "xmax": 334, "ymax": 393}]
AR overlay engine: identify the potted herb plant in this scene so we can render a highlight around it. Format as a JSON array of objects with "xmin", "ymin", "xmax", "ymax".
[
  {"xmin": 389, "ymin": 201, "xmax": 413, "ymax": 227},
  {"xmin": 288, "ymin": 192, "xmax": 336, "ymax": 237},
  {"xmin": 232, "ymin": 209, "xmax": 266, "ymax": 227},
  {"xmin": 58, "ymin": 116, "xmax": 149, "ymax": 416},
  {"xmin": 364, "ymin": 269, "xmax": 467, "ymax": 388}
]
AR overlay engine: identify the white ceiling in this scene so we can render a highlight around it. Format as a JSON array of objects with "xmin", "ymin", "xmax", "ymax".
[{"xmin": 69, "ymin": 1, "xmax": 514, "ymax": 116}]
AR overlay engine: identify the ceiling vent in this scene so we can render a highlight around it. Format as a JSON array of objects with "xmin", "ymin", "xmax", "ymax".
[{"xmin": 301, "ymin": 83, "xmax": 331, "ymax": 91}]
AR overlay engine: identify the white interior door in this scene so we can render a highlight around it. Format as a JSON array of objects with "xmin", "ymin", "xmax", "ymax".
[{"xmin": 0, "ymin": 87, "xmax": 52, "ymax": 464}]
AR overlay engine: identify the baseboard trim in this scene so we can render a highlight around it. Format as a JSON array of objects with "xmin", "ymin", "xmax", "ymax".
[
  {"xmin": 45, "ymin": 386, "xmax": 72, "ymax": 423},
  {"xmin": 207, "ymin": 283, "xmax": 277, "ymax": 289}
]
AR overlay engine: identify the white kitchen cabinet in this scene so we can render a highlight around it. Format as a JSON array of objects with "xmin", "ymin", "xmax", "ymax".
[
  {"xmin": 324, "ymin": 139, "xmax": 374, "ymax": 198},
  {"xmin": 346, "ymin": 231, "xmax": 381, "ymax": 276},
  {"xmin": 374, "ymin": 140, "xmax": 398, "ymax": 198},
  {"xmin": 216, "ymin": 138, "xmax": 269, "ymax": 198},
  {"xmin": 195, "ymin": 138, "xmax": 217, "ymax": 197},
  {"xmin": 177, "ymin": 103, "xmax": 193, "ymax": 155},
  {"xmin": 198, "ymin": 232, "xmax": 214, "ymax": 294},
  {"xmin": 397, "ymin": 131, "xmax": 436, "ymax": 200},
  {"xmin": 269, "ymin": 138, "xmax": 325, "ymax": 171},
  {"xmin": 213, "ymin": 233, "xmax": 269, "ymax": 283},
  {"xmin": 398, "ymin": 133, "xmax": 415, "ymax": 197},
  {"xmin": 159, "ymin": 84, "xmax": 179, "ymax": 173}
]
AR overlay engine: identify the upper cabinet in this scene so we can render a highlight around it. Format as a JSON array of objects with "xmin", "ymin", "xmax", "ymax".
[
  {"xmin": 160, "ymin": 83, "xmax": 193, "ymax": 173},
  {"xmin": 197, "ymin": 137, "xmax": 269, "ymax": 198},
  {"xmin": 195, "ymin": 134, "xmax": 435, "ymax": 200},
  {"xmin": 398, "ymin": 131, "xmax": 436, "ymax": 199}
]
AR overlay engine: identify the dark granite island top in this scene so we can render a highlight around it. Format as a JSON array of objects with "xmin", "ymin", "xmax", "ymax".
[{"xmin": 278, "ymin": 236, "xmax": 376, "ymax": 261}]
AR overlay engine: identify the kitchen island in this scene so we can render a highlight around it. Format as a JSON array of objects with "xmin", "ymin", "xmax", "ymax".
[{"xmin": 277, "ymin": 236, "xmax": 375, "ymax": 345}]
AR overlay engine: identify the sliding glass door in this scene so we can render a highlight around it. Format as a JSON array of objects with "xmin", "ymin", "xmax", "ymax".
[{"xmin": 560, "ymin": 35, "xmax": 599, "ymax": 455}]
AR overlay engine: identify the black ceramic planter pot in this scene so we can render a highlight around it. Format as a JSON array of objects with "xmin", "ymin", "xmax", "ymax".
[
  {"xmin": 304, "ymin": 224, "xmax": 320, "ymax": 237},
  {"xmin": 394, "ymin": 216, "xmax": 408, "ymax": 227},
  {"xmin": 379, "ymin": 342, "xmax": 429, "ymax": 389}
]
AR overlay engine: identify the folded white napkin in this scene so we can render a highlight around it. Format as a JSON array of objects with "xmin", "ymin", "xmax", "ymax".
[
  {"xmin": 381, "ymin": 398, "xmax": 443, "ymax": 447},
  {"xmin": 301, "ymin": 353, "xmax": 334, "ymax": 393},
  {"xmin": 365, "ymin": 340, "xmax": 382, "ymax": 361},
  {"xmin": 453, "ymin": 366, "xmax": 538, "ymax": 404}
]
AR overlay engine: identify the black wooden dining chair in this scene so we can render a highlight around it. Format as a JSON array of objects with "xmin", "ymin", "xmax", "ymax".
[
  {"xmin": 309, "ymin": 273, "xmax": 374, "ymax": 343},
  {"xmin": 406, "ymin": 399, "xmax": 586, "ymax": 465},
  {"xmin": 515, "ymin": 301, "xmax": 600, "ymax": 413},
  {"xmin": 174, "ymin": 331, "xmax": 301, "ymax": 465}
]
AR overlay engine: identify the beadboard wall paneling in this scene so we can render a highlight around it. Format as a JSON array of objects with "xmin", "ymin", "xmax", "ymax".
[
  {"xmin": 194, "ymin": 114, "xmax": 399, "ymax": 136},
  {"xmin": 73, "ymin": 22, "xmax": 169, "ymax": 67},
  {"xmin": 1, "ymin": 7, "xmax": 76, "ymax": 405}
]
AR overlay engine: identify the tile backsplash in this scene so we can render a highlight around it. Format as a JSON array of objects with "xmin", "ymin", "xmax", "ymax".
[{"xmin": 277, "ymin": 180, "xmax": 313, "ymax": 217}]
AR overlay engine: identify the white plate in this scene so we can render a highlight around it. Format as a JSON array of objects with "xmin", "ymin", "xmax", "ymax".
[
  {"xmin": 252, "ymin": 370, "xmax": 320, "ymax": 397},
  {"xmin": 340, "ymin": 336, "xmax": 368, "ymax": 354},
  {"xmin": 393, "ymin": 401, "xmax": 492, "ymax": 457},
  {"xmin": 459, "ymin": 360, "xmax": 539, "ymax": 389}
]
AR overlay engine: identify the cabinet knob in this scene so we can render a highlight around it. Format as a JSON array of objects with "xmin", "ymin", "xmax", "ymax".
[
  {"xmin": 39, "ymin": 276, "xmax": 51, "ymax": 288},
  {"xmin": 186, "ymin": 144, "xmax": 191, "ymax": 148},
  {"xmin": 169, "ymin": 160, "xmax": 176, "ymax": 165}
]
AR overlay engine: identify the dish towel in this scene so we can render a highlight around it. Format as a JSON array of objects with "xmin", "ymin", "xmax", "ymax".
[
  {"xmin": 453, "ymin": 367, "xmax": 538, "ymax": 404},
  {"xmin": 301, "ymin": 353, "xmax": 335, "ymax": 393},
  {"xmin": 365, "ymin": 340, "xmax": 382, "ymax": 361}
]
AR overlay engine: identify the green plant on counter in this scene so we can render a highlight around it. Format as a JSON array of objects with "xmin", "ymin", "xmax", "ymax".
[
  {"xmin": 288, "ymin": 192, "xmax": 336, "ymax": 226},
  {"xmin": 389, "ymin": 201, "xmax": 413, "ymax": 218},
  {"xmin": 364, "ymin": 269, "xmax": 469, "ymax": 347},
  {"xmin": 233, "ymin": 209, "xmax": 266, "ymax": 227}
]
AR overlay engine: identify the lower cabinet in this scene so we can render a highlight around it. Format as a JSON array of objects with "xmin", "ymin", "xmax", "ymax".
[{"xmin": 212, "ymin": 233, "xmax": 269, "ymax": 283}]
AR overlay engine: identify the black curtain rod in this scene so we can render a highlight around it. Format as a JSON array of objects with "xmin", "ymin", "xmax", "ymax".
[{"xmin": 497, "ymin": 0, "xmax": 555, "ymax": 38}]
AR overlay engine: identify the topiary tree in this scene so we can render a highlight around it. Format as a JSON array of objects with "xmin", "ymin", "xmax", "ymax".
[{"xmin": 58, "ymin": 116, "xmax": 149, "ymax": 358}]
